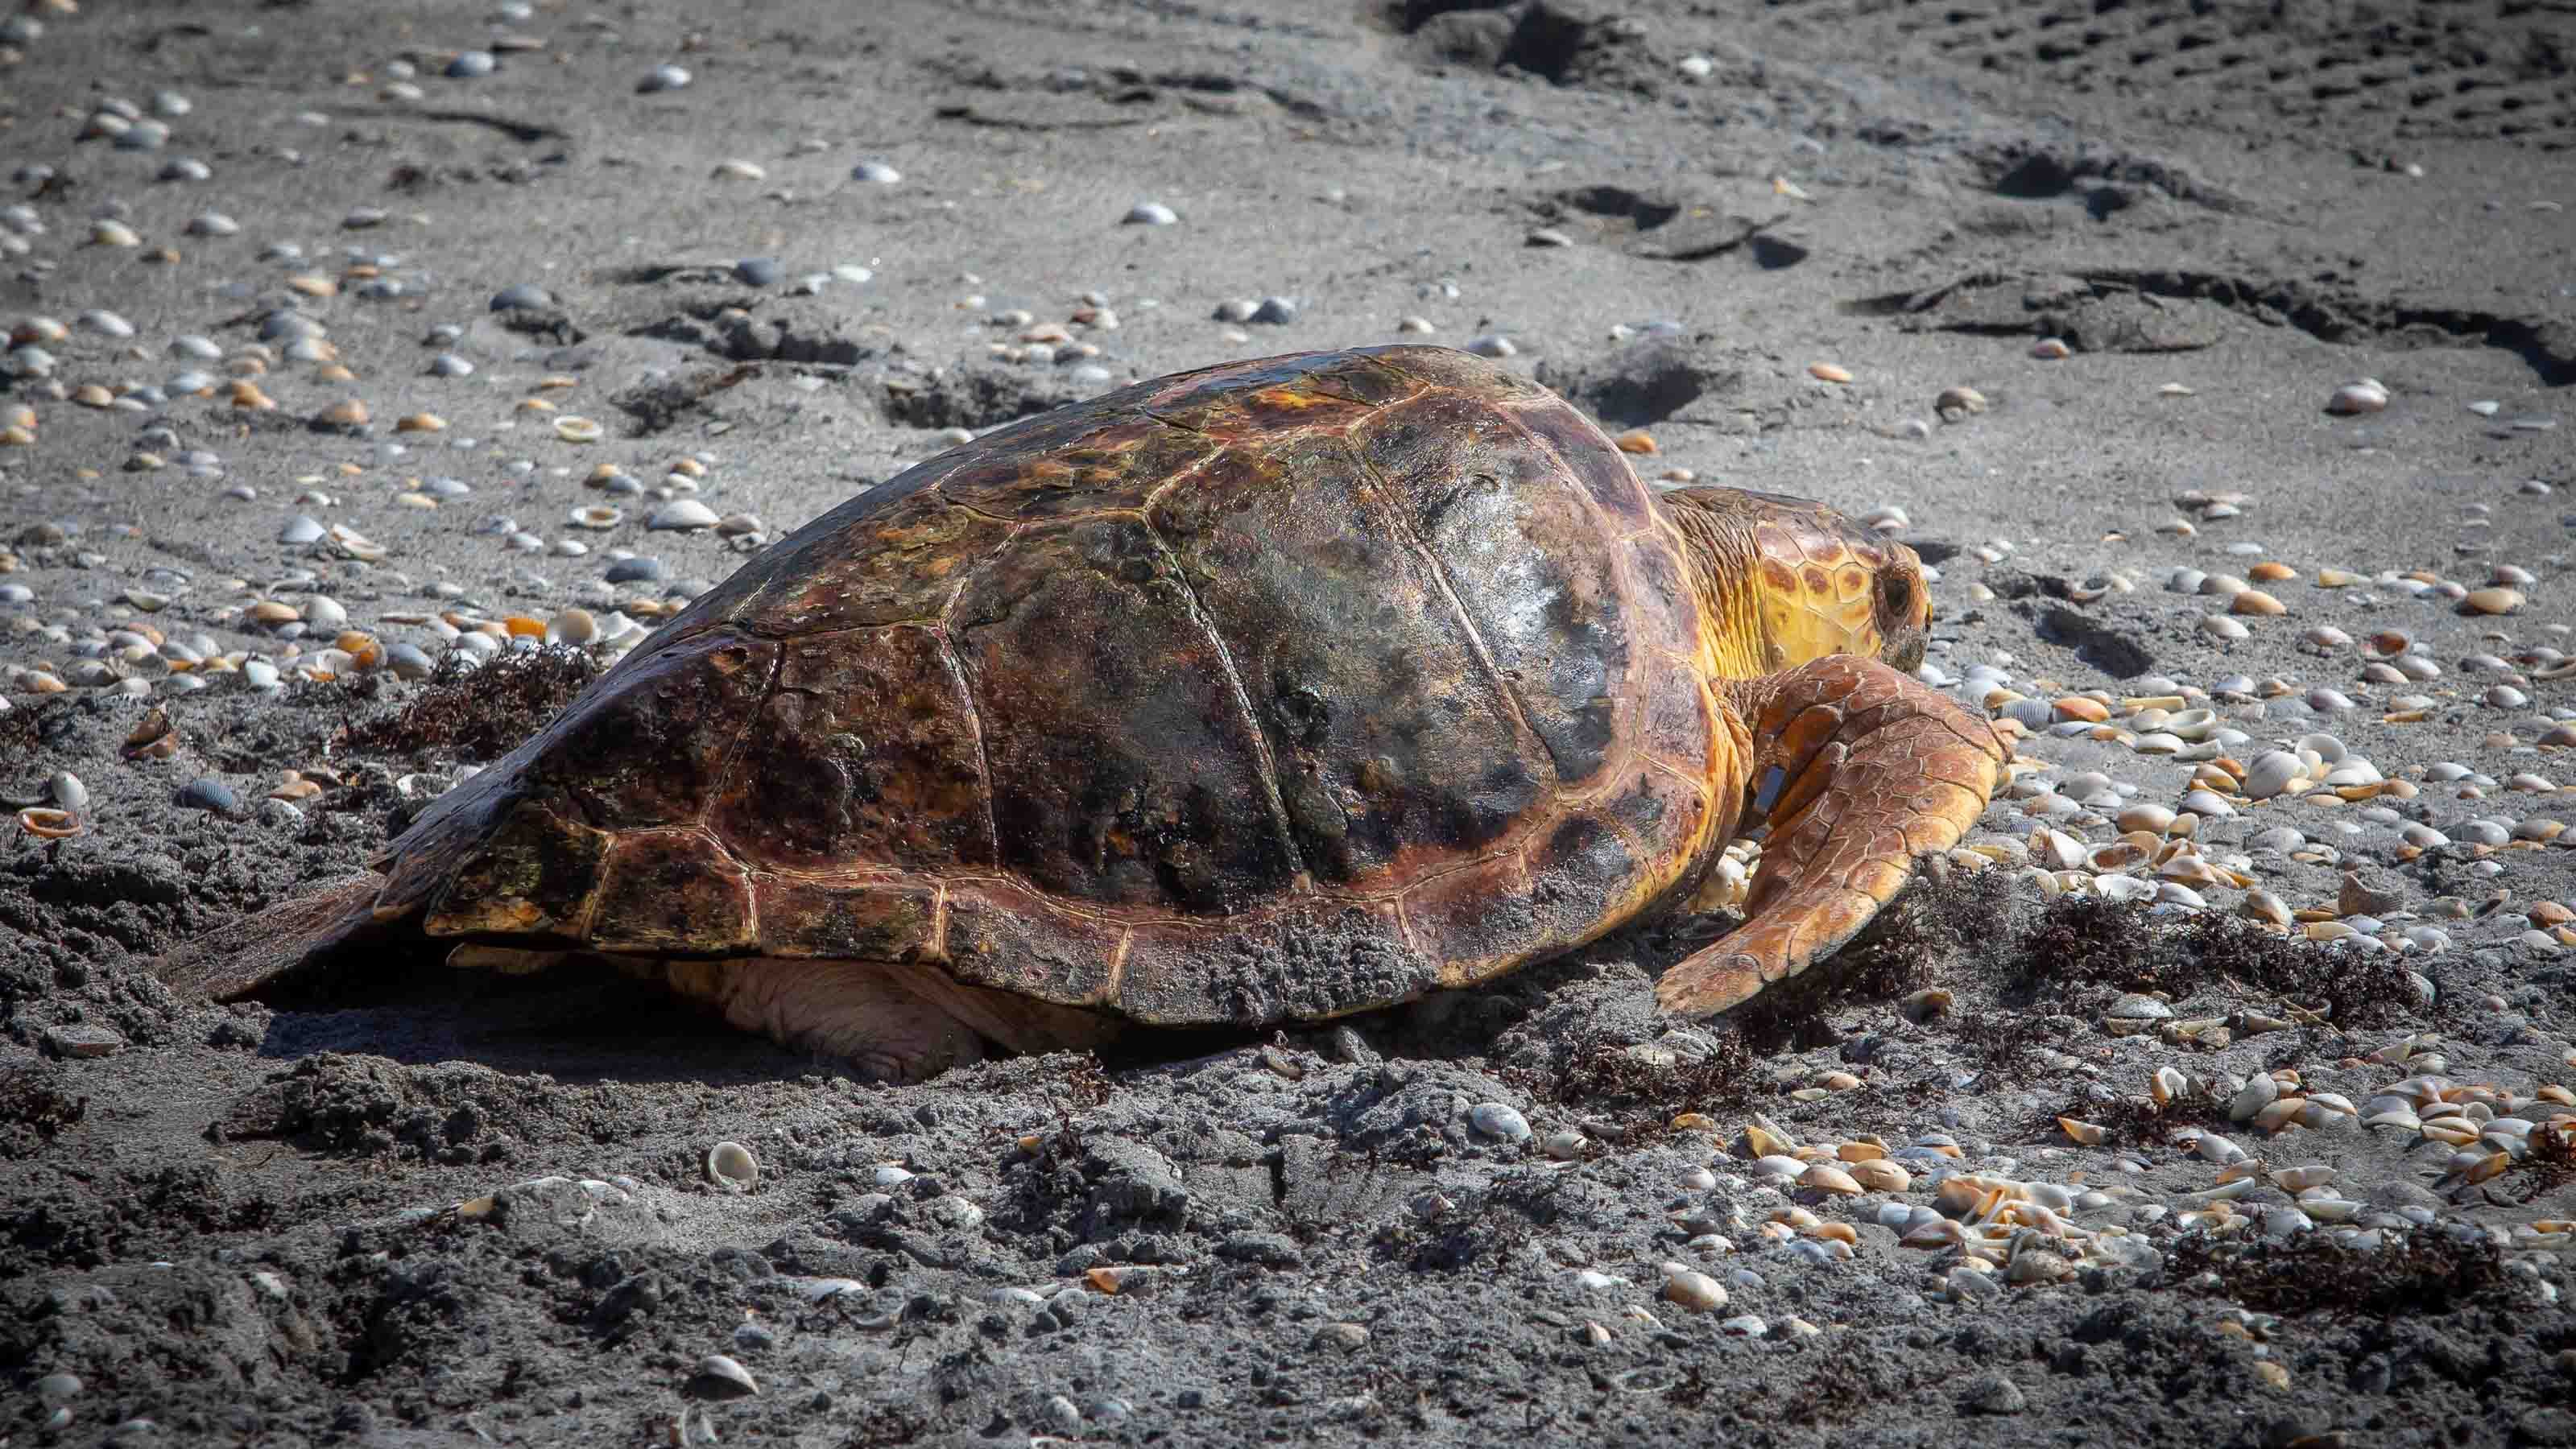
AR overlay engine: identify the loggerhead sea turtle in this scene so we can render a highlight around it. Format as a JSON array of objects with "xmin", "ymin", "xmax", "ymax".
[{"xmin": 161, "ymin": 346, "xmax": 2007, "ymax": 1081}]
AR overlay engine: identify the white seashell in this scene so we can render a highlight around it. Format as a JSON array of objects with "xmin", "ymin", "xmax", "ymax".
[
  {"xmin": 2230, "ymin": 1074, "xmax": 2280, "ymax": 1123},
  {"xmin": 687, "ymin": 1354, "xmax": 759, "ymax": 1399},
  {"xmin": 706, "ymin": 1141, "xmax": 758, "ymax": 1191}
]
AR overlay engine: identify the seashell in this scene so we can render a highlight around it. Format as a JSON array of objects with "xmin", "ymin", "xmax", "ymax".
[
  {"xmin": 2006, "ymin": 1248, "xmax": 2072, "ymax": 1285},
  {"xmin": 686, "ymin": 1354, "xmax": 759, "ymax": 1400},
  {"xmin": 17, "ymin": 807, "xmax": 81, "ymax": 838},
  {"xmin": 2462, "ymin": 587, "xmax": 2524, "ymax": 616},
  {"xmin": 2326, "ymin": 381, "xmax": 2388, "ymax": 415},
  {"xmin": 2241, "ymin": 890, "xmax": 2292, "ymax": 930},
  {"xmin": 553, "ymin": 415, "xmax": 603, "ymax": 443},
  {"xmin": 2030, "ymin": 337, "xmax": 2071, "ymax": 359},
  {"xmin": 1799, "ymin": 1162, "xmax": 1863, "ymax": 1195},
  {"xmin": 706, "ymin": 1141, "xmax": 758, "ymax": 1191},
  {"xmin": 2455, "ymin": 1151, "xmax": 2509, "ymax": 1185},
  {"xmin": 1660, "ymin": 1262, "xmax": 1729, "ymax": 1312},
  {"xmin": 2150, "ymin": 1066, "xmax": 2192, "ymax": 1106},
  {"xmin": 1807, "ymin": 361, "xmax": 1853, "ymax": 383},
  {"xmin": 1847, "ymin": 1158, "xmax": 1910, "ymax": 1193},
  {"xmin": 2058, "ymin": 1117, "xmax": 2106, "ymax": 1146},
  {"xmin": 1935, "ymin": 385, "xmax": 1988, "ymax": 417},
  {"xmin": 313, "ymin": 398, "xmax": 368, "ymax": 429}
]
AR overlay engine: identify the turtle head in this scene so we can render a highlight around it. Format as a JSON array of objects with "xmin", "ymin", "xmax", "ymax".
[{"xmin": 1660, "ymin": 486, "xmax": 1929, "ymax": 678}]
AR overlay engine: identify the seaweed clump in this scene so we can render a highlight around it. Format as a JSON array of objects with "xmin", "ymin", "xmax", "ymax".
[
  {"xmin": 1993, "ymin": 892, "xmax": 2432, "ymax": 1030},
  {"xmin": 2166, "ymin": 1231, "xmax": 2509, "ymax": 1316},
  {"xmin": 336, "ymin": 645, "xmax": 602, "ymax": 766}
]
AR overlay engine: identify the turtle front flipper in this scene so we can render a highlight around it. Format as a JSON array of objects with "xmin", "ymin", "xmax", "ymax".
[{"xmin": 1655, "ymin": 656, "xmax": 2006, "ymax": 1017}]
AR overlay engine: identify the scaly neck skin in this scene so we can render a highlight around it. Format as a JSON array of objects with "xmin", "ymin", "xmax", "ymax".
[{"xmin": 1654, "ymin": 489, "xmax": 1783, "ymax": 680}]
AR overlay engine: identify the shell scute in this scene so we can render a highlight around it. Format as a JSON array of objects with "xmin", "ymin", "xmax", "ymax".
[
  {"xmin": 589, "ymin": 830, "xmax": 755, "ymax": 954},
  {"xmin": 737, "ymin": 485, "xmax": 1012, "ymax": 635},
  {"xmin": 942, "ymin": 879, "xmax": 1122, "ymax": 1005},
  {"xmin": 1640, "ymin": 671, "xmax": 1722, "ymax": 782},
  {"xmin": 1400, "ymin": 851, "xmax": 1543, "ymax": 986},
  {"xmin": 1357, "ymin": 392, "xmax": 1635, "ymax": 787},
  {"xmin": 1134, "ymin": 349, "xmax": 1422, "ymax": 427},
  {"xmin": 1507, "ymin": 395, "xmax": 1655, "ymax": 530},
  {"xmin": 952, "ymin": 514, "xmax": 1300, "ymax": 911},
  {"xmin": 711, "ymin": 625, "xmax": 990, "ymax": 871},
  {"xmin": 1114, "ymin": 898, "xmax": 1429, "ymax": 1027},
  {"xmin": 1147, "ymin": 430, "xmax": 1547, "ymax": 889},
  {"xmin": 755, "ymin": 877, "xmax": 941, "ymax": 961},
  {"xmin": 937, "ymin": 415, "xmax": 1219, "ymax": 521},
  {"xmin": 1599, "ymin": 765, "xmax": 1713, "ymax": 873},
  {"xmin": 543, "ymin": 628, "xmax": 776, "ymax": 832},
  {"xmin": 420, "ymin": 788, "xmax": 609, "ymax": 939}
]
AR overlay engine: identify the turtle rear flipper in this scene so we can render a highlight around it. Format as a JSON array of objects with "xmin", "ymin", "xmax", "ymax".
[
  {"xmin": 151, "ymin": 873, "xmax": 389, "ymax": 1003},
  {"xmin": 1655, "ymin": 656, "xmax": 2007, "ymax": 1016}
]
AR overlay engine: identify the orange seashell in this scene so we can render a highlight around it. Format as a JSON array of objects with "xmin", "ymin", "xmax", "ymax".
[{"xmin": 17, "ymin": 807, "xmax": 81, "ymax": 839}]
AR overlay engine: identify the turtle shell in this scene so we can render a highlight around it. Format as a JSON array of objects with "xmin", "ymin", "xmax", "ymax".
[{"xmin": 373, "ymin": 346, "xmax": 1727, "ymax": 1027}]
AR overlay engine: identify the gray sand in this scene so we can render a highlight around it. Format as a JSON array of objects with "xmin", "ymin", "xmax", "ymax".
[{"xmin": 2, "ymin": 1, "xmax": 2572, "ymax": 1445}]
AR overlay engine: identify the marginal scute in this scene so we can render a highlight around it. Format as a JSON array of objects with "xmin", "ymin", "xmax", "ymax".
[
  {"xmin": 711, "ymin": 625, "xmax": 991, "ymax": 871},
  {"xmin": 374, "ymin": 755, "xmax": 531, "ymax": 922},
  {"xmin": 1598, "ymin": 766, "xmax": 1713, "ymax": 875},
  {"xmin": 1149, "ymin": 430, "xmax": 1549, "ymax": 889},
  {"xmin": 1640, "ymin": 664, "xmax": 1720, "ymax": 780},
  {"xmin": 1114, "ymin": 898, "xmax": 1431, "ymax": 1027},
  {"xmin": 1524, "ymin": 813, "xmax": 1644, "ymax": 942},
  {"xmin": 1400, "ymin": 851, "xmax": 1546, "ymax": 986},
  {"xmin": 588, "ymin": 830, "xmax": 756, "ymax": 953},
  {"xmin": 421, "ymin": 791, "xmax": 610, "ymax": 939},
  {"xmin": 755, "ymin": 877, "xmax": 942, "ymax": 960},
  {"xmin": 942, "ymin": 880, "xmax": 1122, "ymax": 1005},
  {"xmin": 953, "ymin": 513, "xmax": 1300, "ymax": 911}
]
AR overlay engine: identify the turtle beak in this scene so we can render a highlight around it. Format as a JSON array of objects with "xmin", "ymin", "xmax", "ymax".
[{"xmin": 1875, "ymin": 551, "xmax": 1930, "ymax": 675}]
